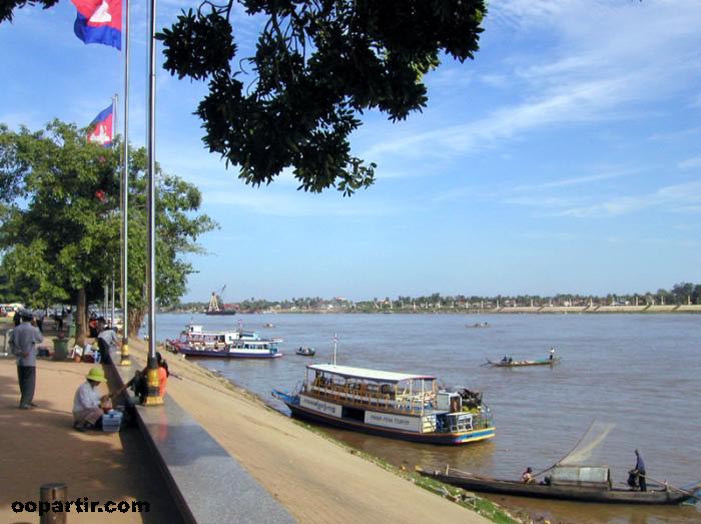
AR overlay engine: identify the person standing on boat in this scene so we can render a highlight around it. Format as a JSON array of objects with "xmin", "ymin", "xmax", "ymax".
[
  {"xmin": 549, "ymin": 347, "xmax": 555, "ymax": 360},
  {"xmin": 632, "ymin": 449, "xmax": 646, "ymax": 491}
]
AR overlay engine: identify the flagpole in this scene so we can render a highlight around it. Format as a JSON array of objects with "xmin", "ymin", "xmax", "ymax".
[
  {"xmin": 144, "ymin": 0, "xmax": 163, "ymax": 405},
  {"xmin": 119, "ymin": 0, "xmax": 131, "ymax": 367}
]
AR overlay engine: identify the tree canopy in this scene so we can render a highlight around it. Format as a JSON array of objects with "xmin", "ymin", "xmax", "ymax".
[
  {"xmin": 1, "ymin": 1, "xmax": 487, "ymax": 196},
  {"xmin": 0, "ymin": 120, "xmax": 216, "ymax": 338}
]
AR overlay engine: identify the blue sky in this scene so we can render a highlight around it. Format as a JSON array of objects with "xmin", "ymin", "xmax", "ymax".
[{"xmin": 1, "ymin": 0, "xmax": 700, "ymax": 302}]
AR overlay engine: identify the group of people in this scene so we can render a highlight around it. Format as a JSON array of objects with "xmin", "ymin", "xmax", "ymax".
[{"xmin": 9, "ymin": 306, "xmax": 170, "ymax": 431}]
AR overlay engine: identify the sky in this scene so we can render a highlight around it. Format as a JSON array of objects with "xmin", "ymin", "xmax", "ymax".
[{"xmin": 1, "ymin": 0, "xmax": 700, "ymax": 302}]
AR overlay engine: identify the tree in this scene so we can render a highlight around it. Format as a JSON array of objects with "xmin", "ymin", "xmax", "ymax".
[
  {"xmin": 0, "ymin": 120, "xmax": 216, "ymax": 342},
  {"xmin": 2, "ymin": 1, "xmax": 486, "ymax": 196}
]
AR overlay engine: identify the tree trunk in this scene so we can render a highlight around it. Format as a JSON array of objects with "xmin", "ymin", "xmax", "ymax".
[
  {"xmin": 128, "ymin": 307, "xmax": 145, "ymax": 340},
  {"xmin": 75, "ymin": 288, "xmax": 87, "ymax": 347}
]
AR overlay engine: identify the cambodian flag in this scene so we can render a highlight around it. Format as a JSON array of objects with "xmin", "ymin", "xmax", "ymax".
[
  {"xmin": 71, "ymin": 0, "xmax": 122, "ymax": 50},
  {"xmin": 87, "ymin": 105, "xmax": 114, "ymax": 147}
]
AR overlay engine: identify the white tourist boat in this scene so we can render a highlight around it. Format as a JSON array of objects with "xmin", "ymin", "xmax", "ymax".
[{"xmin": 273, "ymin": 364, "xmax": 495, "ymax": 445}]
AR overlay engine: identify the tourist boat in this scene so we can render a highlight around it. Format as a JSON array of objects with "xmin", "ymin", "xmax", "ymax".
[
  {"xmin": 416, "ymin": 466, "xmax": 701, "ymax": 505},
  {"xmin": 295, "ymin": 347, "xmax": 316, "ymax": 357},
  {"xmin": 165, "ymin": 323, "xmax": 260, "ymax": 350},
  {"xmin": 486, "ymin": 356, "xmax": 561, "ymax": 367},
  {"xmin": 170, "ymin": 337, "xmax": 283, "ymax": 358},
  {"xmin": 273, "ymin": 364, "xmax": 495, "ymax": 445}
]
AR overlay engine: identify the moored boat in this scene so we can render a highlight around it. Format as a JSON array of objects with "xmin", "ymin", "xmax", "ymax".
[
  {"xmin": 170, "ymin": 337, "xmax": 283, "ymax": 358},
  {"xmin": 417, "ymin": 466, "xmax": 701, "ymax": 505},
  {"xmin": 165, "ymin": 323, "xmax": 260, "ymax": 351},
  {"xmin": 273, "ymin": 364, "xmax": 495, "ymax": 445}
]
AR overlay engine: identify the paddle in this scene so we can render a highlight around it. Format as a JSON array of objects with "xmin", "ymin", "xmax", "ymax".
[{"xmin": 644, "ymin": 475, "xmax": 701, "ymax": 498}]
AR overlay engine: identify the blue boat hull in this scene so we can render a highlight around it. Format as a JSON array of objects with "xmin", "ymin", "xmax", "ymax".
[{"xmin": 273, "ymin": 391, "xmax": 494, "ymax": 445}]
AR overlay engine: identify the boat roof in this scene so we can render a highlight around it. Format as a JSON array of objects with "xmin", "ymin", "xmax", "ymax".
[{"xmin": 307, "ymin": 364, "xmax": 435, "ymax": 383}]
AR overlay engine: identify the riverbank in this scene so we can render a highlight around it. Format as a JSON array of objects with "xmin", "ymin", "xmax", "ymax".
[
  {"xmin": 126, "ymin": 338, "xmax": 508, "ymax": 524},
  {"xmin": 163, "ymin": 304, "xmax": 701, "ymax": 315}
]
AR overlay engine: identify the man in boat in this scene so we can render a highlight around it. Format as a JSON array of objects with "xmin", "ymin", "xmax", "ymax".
[
  {"xmin": 549, "ymin": 347, "xmax": 555, "ymax": 360},
  {"xmin": 629, "ymin": 449, "xmax": 647, "ymax": 491},
  {"xmin": 521, "ymin": 467, "xmax": 535, "ymax": 484}
]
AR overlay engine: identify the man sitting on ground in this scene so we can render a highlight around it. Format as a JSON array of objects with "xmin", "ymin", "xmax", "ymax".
[{"xmin": 72, "ymin": 367, "xmax": 112, "ymax": 431}]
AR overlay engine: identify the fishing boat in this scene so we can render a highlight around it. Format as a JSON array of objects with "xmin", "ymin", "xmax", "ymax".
[
  {"xmin": 486, "ymin": 356, "xmax": 561, "ymax": 367},
  {"xmin": 416, "ymin": 466, "xmax": 700, "ymax": 505},
  {"xmin": 295, "ymin": 347, "xmax": 316, "ymax": 357},
  {"xmin": 170, "ymin": 337, "xmax": 283, "ymax": 358},
  {"xmin": 273, "ymin": 364, "xmax": 495, "ymax": 445}
]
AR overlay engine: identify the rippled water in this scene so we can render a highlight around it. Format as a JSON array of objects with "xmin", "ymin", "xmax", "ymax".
[{"xmin": 156, "ymin": 313, "xmax": 701, "ymax": 524}]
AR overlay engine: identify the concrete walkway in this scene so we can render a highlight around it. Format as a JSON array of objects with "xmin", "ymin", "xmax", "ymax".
[{"xmin": 0, "ymin": 357, "xmax": 184, "ymax": 524}]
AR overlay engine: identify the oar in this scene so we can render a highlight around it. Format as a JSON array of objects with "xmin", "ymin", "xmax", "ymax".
[{"xmin": 644, "ymin": 475, "xmax": 700, "ymax": 498}]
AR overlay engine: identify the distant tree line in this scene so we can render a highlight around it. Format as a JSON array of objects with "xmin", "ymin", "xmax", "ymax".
[{"xmin": 162, "ymin": 282, "xmax": 701, "ymax": 313}]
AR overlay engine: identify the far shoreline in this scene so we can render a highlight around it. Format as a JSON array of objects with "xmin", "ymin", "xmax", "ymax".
[{"xmin": 163, "ymin": 304, "xmax": 701, "ymax": 315}]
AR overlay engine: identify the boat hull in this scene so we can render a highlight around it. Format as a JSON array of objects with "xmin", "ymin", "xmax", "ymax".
[
  {"xmin": 418, "ymin": 471, "xmax": 697, "ymax": 505},
  {"xmin": 169, "ymin": 341, "xmax": 282, "ymax": 359},
  {"xmin": 487, "ymin": 357, "xmax": 560, "ymax": 368},
  {"xmin": 274, "ymin": 392, "xmax": 494, "ymax": 445},
  {"xmin": 205, "ymin": 310, "xmax": 237, "ymax": 315}
]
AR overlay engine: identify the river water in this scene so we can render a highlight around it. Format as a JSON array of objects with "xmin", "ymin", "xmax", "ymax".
[{"xmin": 155, "ymin": 313, "xmax": 700, "ymax": 524}]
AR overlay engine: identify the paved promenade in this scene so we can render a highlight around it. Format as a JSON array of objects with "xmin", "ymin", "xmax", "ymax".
[{"xmin": 0, "ymin": 356, "xmax": 184, "ymax": 524}]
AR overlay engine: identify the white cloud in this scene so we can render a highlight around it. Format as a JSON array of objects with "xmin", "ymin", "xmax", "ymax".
[
  {"xmin": 678, "ymin": 157, "xmax": 701, "ymax": 170},
  {"xmin": 363, "ymin": 0, "xmax": 701, "ymax": 160},
  {"xmin": 557, "ymin": 180, "xmax": 701, "ymax": 218}
]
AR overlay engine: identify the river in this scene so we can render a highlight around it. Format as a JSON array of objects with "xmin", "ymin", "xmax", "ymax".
[{"xmin": 155, "ymin": 312, "xmax": 700, "ymax": 524}]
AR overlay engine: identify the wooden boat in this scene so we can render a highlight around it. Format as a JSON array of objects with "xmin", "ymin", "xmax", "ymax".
[
  {"xmin": 169, "ymin": 337, "xmax": 283, "ymax": 359},
  {"xmin": 487, "ymin": 357, "xmax": 561, "ymax": 367},
  {"xmin": 466, "ymin": 322, "xmax": 490, "ymax": 328},
  {"xmin": 295, "ymin": 346, "xmax": 316, "ymax": 357},
  {"xmin": 417, "ymin": 466, "xmax": 700, "ymax": 505},
  {"xmin": 273, "ymin": 364, "xmax": 495, "ymax": 445}
]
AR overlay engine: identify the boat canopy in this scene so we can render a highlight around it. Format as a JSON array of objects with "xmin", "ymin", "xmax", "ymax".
[{"xmin": 307, "ymin": 364, "xmax": 434, "ymax": 383}]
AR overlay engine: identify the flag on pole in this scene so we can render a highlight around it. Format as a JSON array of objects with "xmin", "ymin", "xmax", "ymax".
[
  {"xmin": 88, "ymin": 105, "xmax": 114, "ymax": 147},
  {"xmin": 71, "ymin": 0, "xmax": 122, "ymax": 50}
]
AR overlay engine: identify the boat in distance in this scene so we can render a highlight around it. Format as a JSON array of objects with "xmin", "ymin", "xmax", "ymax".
[
  {"xmin": 486, "ymin": 357, "xmax": 561, "ymax": 367},
  {"xmin": 417, "ymin": 466, "xmax": 701, "ymax": 505},
  {"xmin": 273, "ymin": 364, "xmax": 495, "ymax": 445},
  {"xmin": 295, "ymin": 346, "xmax": 316, "ymax": 357}
]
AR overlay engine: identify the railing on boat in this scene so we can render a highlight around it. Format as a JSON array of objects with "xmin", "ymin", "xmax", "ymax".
[{"xmin": 303, "ymin": 382, "xmax": 434, "ymax": 415}]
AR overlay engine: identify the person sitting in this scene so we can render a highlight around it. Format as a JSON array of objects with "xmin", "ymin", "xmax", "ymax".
[
  {"xmin": 131, "ymin": 352, "xmax": 170, "ymax": 403},
  {"xmin": 521, "ymin": 467, "xmax": 535, "ymax": 484},
  {"xmin": 72, "ymin": 367, "xmax": 112, "ymax": 431},
  {"xmin": 501, "ymin": 355, "xmax": 508, "ymax": 363}
]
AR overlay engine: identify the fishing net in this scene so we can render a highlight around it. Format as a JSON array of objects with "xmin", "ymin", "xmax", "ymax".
[{"xmin": 559, "ymin": 421, "xmax": 615, "ymax": 466}]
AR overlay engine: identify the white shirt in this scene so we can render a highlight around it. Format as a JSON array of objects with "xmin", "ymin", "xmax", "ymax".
[{"xmin": 73, "ymin": 381, "xmax": 102, "ymax": 413}]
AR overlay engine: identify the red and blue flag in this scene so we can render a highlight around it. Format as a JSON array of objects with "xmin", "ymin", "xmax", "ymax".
[
  {"xmin": 71, "ymin": 0, "xmax": 122, "ymax": 50},
  {"xmin": 87, "ymin": 105, "xmax": 114, "ymax": 147}
]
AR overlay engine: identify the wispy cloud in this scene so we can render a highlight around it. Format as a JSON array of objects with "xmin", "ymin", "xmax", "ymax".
[
  {"xmin": 556, "ymin": 180, "xmax": 701, "ymax": 218},
  {"xmin": 363, "ymin": 1, "xmax": 701, "ymax": 160},
  {"xmin": 678, "ymin": 157, "xmax": 701, "ymax": 170}
]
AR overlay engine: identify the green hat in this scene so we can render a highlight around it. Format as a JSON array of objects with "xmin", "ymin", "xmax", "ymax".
[{"xmin": 86, "ymin": 367, "xmax": 107, "ymax": 382}]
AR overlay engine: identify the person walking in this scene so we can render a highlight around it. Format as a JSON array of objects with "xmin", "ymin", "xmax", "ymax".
[{"xmin": 12, "ymin": 308, "xmax": 43, "ymax": 409}]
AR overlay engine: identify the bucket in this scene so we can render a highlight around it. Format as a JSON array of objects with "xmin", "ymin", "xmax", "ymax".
[{"xmin": 53, "ymin": 339, "xmax": 68, "ymax": 360}]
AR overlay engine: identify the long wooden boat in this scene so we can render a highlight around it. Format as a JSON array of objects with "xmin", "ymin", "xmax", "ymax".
[
  {"xmin": 273, "ymin": 364, "xmax": 495, "ymax": 445},
  {"xmin": 417, "ymin": 467, "xmax": 700, "ymax": 505},
  {"xmin": 487, "ymin": 357, "xmax": 561, "ymax": 367}
]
